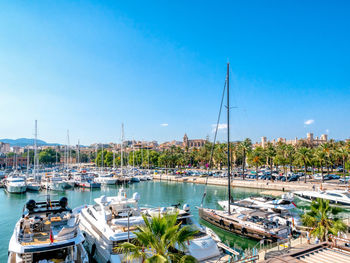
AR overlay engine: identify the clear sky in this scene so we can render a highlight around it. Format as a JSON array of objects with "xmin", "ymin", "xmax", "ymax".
[{"xmin": 0, "ymin": 1, "xmax": 349, "ymax": 145}]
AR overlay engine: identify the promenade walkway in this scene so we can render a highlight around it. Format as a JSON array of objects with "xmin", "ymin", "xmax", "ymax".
[{"xmin": 153, "ymin": 174, "xmax": 347, "ymax": 192}]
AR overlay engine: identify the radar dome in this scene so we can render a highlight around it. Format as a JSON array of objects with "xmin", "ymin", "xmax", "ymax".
[
  {"xmin": 183, "ymin": 204, "xmax": 190, "ymax": 212},
  {"xmin": 133, "ymin": 192, "xmax": 141, "ymax": 201}
]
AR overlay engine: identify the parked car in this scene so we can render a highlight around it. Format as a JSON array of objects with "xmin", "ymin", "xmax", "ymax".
[
  {"xmin": 288, "ymin": 176, "xmax": 298, "ymax": 182},
  {"xmin": 277, "ymin": 175, "xmax": 286, "ymax": 181},
  {"xmin": 329, "ymin": 174, "xmax": 340, "ymax": 179},
  {"xmin": 340, "ymin": 176, "xmax": 350, "ymax": 183}
]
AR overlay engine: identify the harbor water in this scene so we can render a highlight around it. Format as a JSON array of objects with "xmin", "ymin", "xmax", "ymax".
[{"xmin": 1, "ymin": 180, "xmax": 316, "ymax": 260}]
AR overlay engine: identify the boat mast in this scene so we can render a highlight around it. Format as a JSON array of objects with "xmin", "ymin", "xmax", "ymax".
[
  {"xmin": 26, "ymin": 146, "xmax": 30, "ymax": 174},
  {"xmin": 77, "ymin": 139, "xmax": 80, "ymax": 169},
  {"xmin": 113, "ymin": 150, "xmax": 115, "ymax": 169},
  {"xmin": 121, "ymin": 123, "xmax": 124, "ymax": 176},
  {"xmin": 132, "ymin": 138, "xmax": 135, "ymax": 176},
  {"xmin": 101, "ymin": 144, "xmax": 104, "ymax": 172},
  {"xmin": 226, "ymin": 63, "xmax": 231, "ymax": 215},
  {"xmin": 34, "ymin": 120, "xmax": 38, "ymax": 178}
]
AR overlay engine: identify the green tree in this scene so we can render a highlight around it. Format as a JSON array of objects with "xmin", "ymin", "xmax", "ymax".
[
  {"xmin": 239, "ymin": 138, "xmax": 252, "ymax": 180},
  {"xmin": 265, "ymin": 143, "xmax": 276, "ymax": 181},
  {"xmin": 336, "ymin": 146, "xmax": 349, "ymax": 176},
  {"xmin": 296, "ymin": 147, "xmax": 312, "ymax": 183},
  {"xmin": 247, "ymin": 147, "xmax": 265, "ymax": 180},
  {"xmin": 116, "ymin": 213, "xmax": 198, "ymax": 262},
  {"xmin": 302, "ymin": 198, "xmax": 347, "ymax": 241},
  {"xmin": 314, "ymin": 148, "xmax": 327, "ymax": 182},
  {"xmin": 39, "ymin": 149, "xmax": 60, "ymax": 164}
]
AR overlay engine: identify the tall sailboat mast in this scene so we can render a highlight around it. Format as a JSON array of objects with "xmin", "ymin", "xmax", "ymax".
[
  {"xmin": 26, "ymin": 146, "xmax": 30, "ymax": 174},
  {"xmin": 34, "ymin": 120, "xmax": 38, "ymax": 178},
  {"xmin": 226, "ymin": 63, "xmax": 231, "ymax": 215},
  {"xmin": 77, "ymin": 139, "xmax": 80, "ymax": 169},
  {"xmin": 121, "ymin": 123, "xmax": 124, "ymax": 175}
]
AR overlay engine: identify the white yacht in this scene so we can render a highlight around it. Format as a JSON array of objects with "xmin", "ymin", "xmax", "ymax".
[
  {"xmin": 218, "ymin": 194, "xmax": 296, "ymax": 213},
  {"xmin": 79, "ymin": 188, "xmax": 143, "ymax": 263},
  {"xmin": 294, "ymin": 190, "xmax": 350, "ymax": 207},
  {"xmin": 26, "ymin": 177, "xmax": 41, "ymax": 191},
  {"xmin": 41, "ymin": 175, "xmax": 70, "ymax": 191},
  {"xmin": 8, "ymin": 197, "xmax": 88, "ymax": 263},
  {"xmin": 143, "ymin": 205, "xmax": 226, "ymax": 262},
  {"xmin": 5, "ymin": 176, "xmax": 27, "ymax": 194},
  {"xmin": 95, "ymin": 173, "xmax": 118, "ymax": 185}
]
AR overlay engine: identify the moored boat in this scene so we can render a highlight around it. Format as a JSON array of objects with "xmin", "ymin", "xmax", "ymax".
[
  {"xmin": 294, "ymin": 190, "xmax": 350, "ymax": 208},
  {"xmin": 198, "ymin": 207, "xmax": 290, "ymax": 242},
  {"xmin": 8, "ymin": 197, "xmax": 88, "ymax": 263},
  {"xmin": 78, "ymin": 188, "xmax": 143, "ymax": 263},
  {"xmin": 5, "ymin": 176, "xmax": 27, "ymax": 194}
]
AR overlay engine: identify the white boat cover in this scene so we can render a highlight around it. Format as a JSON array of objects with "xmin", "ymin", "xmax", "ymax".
[{"xmin": 187, "ymin": 235, "xmax": 221, "ymax": 261}]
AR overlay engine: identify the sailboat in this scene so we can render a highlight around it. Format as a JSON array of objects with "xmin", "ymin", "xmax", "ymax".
[
  {"xmin": 26, "ymin": 120, "xmax": 41, "ymax": 191},
  {"xmin": 198, "ymin": 63, "xmax": 291, "ymax": 242}
]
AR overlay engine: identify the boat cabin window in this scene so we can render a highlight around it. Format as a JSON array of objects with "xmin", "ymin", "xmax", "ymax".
[
  {"xmin": 344, "ymin": 193, "xmax": 350, "ymax": 198},
  {"xmin": 278, "ymin": 200, "xmax": 291, "ymax": 205},
  {"xmin": 93, "ymin": 204, "xmax": 101, "ymax": 211},
  {"xmin": 327, "ymin": 193, "xmax": 343, "ymax": 198}
]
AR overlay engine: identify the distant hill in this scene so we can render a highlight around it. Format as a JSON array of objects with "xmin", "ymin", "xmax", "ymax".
[{"xmin": 0, "ymin": 138, "xmax": 60, "ymax": 147}]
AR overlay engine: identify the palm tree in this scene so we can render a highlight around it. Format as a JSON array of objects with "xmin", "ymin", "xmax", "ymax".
[
  {"xmin": 247, "ymin": 147, "xmax": 265, "ymax": 180},
  {"xmin": 239, "ymin": 138, "xmax": 252, "ymax": 180},
  {"xmin": 320, "ymin": 143, "xmax": 332, "ymax": 176},
  {"xmin": 285, "ymin": 144, "xmax": 295, "ymax": 173},
  {"xmin": 301, "ymin": 198, "xmax": 347, "ymax": 242},
  {"xmin": 265, "ymin": 143, "xmax": 276, "ymax": 181},
  {"xmin": 296, "ymin": 147, "xmax": 312, "ymax": 183},
  {"xmin": 116, "ymin": 213, "xmax": 198, "ymax": 263},
  {"xmin": 336, "ymin": 146, "xmax": 349, "ymax": 177},
  {"xmin": 314, "ymin": 148, "xmax": 327, "ymax": 182}
]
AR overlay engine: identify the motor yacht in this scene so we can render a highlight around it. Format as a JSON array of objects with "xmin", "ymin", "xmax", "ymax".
[
  {"xmin": 294, "ymin": 190, "xmax": 350, "ymax": 208},
  {"xmin": 75, "ymin": 173, "xmax": 101, "ymax": 188},
  {"xmin": 5, "ymin": 176, "xmax": 27, "ymax": 194},
  {"xmin": 79, "ymin": 188, "xmax": 143, "ymax": 263},
  {"xmin": 142, "ymin": 205, "xmax": 229, "ymax": 262},
  {"xmin": 95, "ymin": 173, "xmax": 118, "ymax": 185},
  {"xmin": 8, "ymin": 197, "xmax": 88, "ymax": 263},
  {"xmin": 26, "ymin": 177, "xmax": 41, "ymax": 192},
  {"xmin": 41, "ymin": 174, "xmax": 71, "ymax": 191}
]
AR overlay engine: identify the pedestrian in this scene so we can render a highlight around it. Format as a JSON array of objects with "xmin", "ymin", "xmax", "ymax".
[
  {"xmin": 315, "ymin": 236, "xmax": 319, "ymax": 244},
  {"xmin": 307, "ymin": 231, "xmax": 310, "ymax": 244},
  {"xmin": 312, "ymin": 185, "xmax": 315, "ymax": 191}
]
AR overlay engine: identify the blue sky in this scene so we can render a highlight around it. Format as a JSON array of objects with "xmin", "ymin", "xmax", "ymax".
[{"xmin": 0, "ymin": 1, "xmax": 349, "ymax": 145}]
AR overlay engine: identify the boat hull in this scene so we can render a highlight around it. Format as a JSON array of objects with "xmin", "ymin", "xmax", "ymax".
[
  {"xmin": 78, "ymin": 182, "xmax": 101, "ymax": 188},
  {"xmin": 198, "ymin": 207, "xmax": 284, "ymax": 242},
  {"xmin": 5, "ymin": 185, "xmax": 27, "ymax": 194},
  {"xmin": 26, "ymin": 185, "xmax": 41, "ymax": 191}
]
